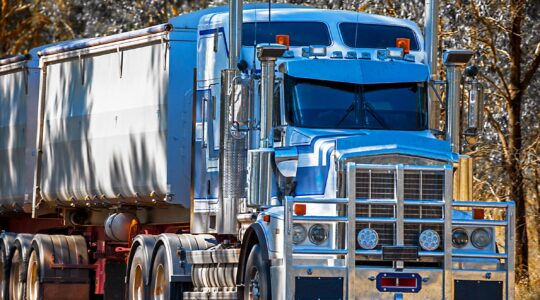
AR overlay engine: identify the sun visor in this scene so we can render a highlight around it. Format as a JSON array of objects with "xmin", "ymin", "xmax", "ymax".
[{"xmin": 281, "ymin": 59, "xmax": 429, "ymax": 84}]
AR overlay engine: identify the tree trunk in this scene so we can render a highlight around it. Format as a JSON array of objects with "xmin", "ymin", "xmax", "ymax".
[{"xmin": 506, "ymin": 93, "xmax": 527, "ymax": 280}]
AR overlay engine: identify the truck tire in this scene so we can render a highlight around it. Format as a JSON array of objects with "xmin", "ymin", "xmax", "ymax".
[
  {"xmin": 0, "ymin": 240, "xmax": 11, "ymax": 300},
  {"xmin": 25, "ymin": 251, "xmax": 40, "ymax": 300},
  {"xmin": 243, "ymin": 245, "xmax": 271, "ymax": 300},
  {"xmin": 8, "ymin": 249, "xmax": 24, "ymax": 300},
  {"xmin": 150, "ymin": 246, "xmax": 188, "ymax": 300},
  {"xmin": 128, "ymin": 246, "xmax": 146, "ymax": 300}
]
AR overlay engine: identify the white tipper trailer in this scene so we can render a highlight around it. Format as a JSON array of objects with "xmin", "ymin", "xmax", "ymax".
[{"xmin": 0, "ymin": 1, "xmax": 515, "ymax": 300}]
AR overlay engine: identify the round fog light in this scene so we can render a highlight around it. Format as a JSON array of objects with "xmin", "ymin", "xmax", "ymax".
[
  {"xmin": 292, "ymin": 224, "xmax": 307, "ymax": 244},
  {"xmin": 419, "ymin": 229, "xmax": 440, "ymax": 251},
  {"xmin": 308, "ymin": 224, "xmax": 328, "ymax": 245},
  {"xmin": 452, "ymin": 228, "xmax": 469, "ymax": 248},
  {"xmin": 471, "ymin": 228, "xmax": 491, "ymax": 249},
  {"xmin": 357, "ymin": 228, "xmax": 378, "ymax": 250}
]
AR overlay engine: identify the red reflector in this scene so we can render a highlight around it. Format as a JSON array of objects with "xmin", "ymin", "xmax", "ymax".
[
  {"xmin": 398, "ymin": 278, "xmax": 417, "ymax": 288},
  {"xmin": 473, "ymin": 208, "xmax": 485, "ymax": 220},
  {"xmin": 380, "ymin": 277, "xmax": 417, "ymax": 288},
  {"xmin": 380, "ymin": 278, "xmax": 397, "ymax": 287}
]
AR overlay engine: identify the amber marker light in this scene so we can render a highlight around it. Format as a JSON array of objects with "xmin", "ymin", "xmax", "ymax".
[
  {"xmin": 396, "ymin": 38, "xmax": 411, "ymax": 54},
  {"xmin": 276, "ymin": 35, "xmax": 290, "ymax": 49},
  {"xmin": 294, "ymin": 203, "xmax": 307, "ymax": 216}
]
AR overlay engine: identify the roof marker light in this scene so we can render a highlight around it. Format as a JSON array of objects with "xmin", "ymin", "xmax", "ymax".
[
  {"xmin": 404, "ymin": 54, "xmax": 416, "ymax": 62},
  {"xmin": 309, "ymin": 45, "xmax": 327, "ymax": 57},
  {"xmin": 301, "ymin": 47, "xmax": 310, "ymax": 58},
  {"xmin": 331, "ymin": 51, "xmax": 343, "ymax": 59},
  {"xmin": 396, "ymin": 38, "xmax": 411, "ymax": 54},
  {"xmin": 377, "ymin": 49, "xmax": 389, "ymax": 60},
  {"xmin": 387, "ymin": 47, "xmax": 404, "ymax": 59},
  {"xmin": 276, "ymin": 35, "xmax": 290, "ymax": 49},
  {"xmin": 359, "ymin": 52, "xmax": 371, "ymax": 60},
  {"xmin": 345, "ymin": 51, "xmax": 357, "ymax": 59},
  {"xmin": 283, "ymin": 50, "xmax": 295, "ymax": 58}
]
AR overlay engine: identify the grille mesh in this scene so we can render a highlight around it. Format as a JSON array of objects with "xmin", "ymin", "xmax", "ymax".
[{"xmin": 355, "ymin": 168, "xmax": 445, "ymax": 252}]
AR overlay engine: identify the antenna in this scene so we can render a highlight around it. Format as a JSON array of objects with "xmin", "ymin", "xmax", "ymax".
[
  {"xmin": 252, "ymin": 7, "xmax": 258, "ymax": 73},
  {"xmin": 354, "ymin": 1, "xmax": 360, "ymax": 48},
  {"xmin": 268, "ymin": 0, "xmax": 271, "ymax": 23}
]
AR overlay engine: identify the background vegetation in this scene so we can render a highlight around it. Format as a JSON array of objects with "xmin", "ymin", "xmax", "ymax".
[{"xmin": 1, "ymin": 0, "xmax": 539, "ymax": 297}]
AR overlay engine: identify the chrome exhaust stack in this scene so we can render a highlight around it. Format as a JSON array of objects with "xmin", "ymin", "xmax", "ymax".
[
  {"xmin": 442, "ymin": 49, "xmax": 474, "ymax": 153},
  {"xmin": 216, "ymin": 0, "xmax": 246, "ymax": 234},
  {"xmin": 425, "ymin": 0, "xmax": 441, "ymax": 130},
  {"xmin": 246, "ymin": 44, "xmax": 286, "ymax": 208}
]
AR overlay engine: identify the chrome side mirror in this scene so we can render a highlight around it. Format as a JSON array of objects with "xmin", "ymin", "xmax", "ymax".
[
  {"xmin": 229, "ymin": 76, "xmax": 251, "ymax": 139},
  {"xmin": 463, "ymin": 65, "xmax": 484, "ymax": 142}
]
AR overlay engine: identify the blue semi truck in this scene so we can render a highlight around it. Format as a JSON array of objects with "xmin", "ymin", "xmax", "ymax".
[{"xmin": 0, "ymin": 1, "xmax": 514, "ymax": 299}]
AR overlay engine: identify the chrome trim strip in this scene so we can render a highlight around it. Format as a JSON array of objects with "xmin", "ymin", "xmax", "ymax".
[
  {"xmin": 452, "ymin": 219, "xmax": 507, "ymax": 226},
  {"xmin": 292, "ymin": 198, "xmax": 349, "ymax": 204},
  {"xmin": 443, "ymin": 166, "xmax": 453, "ymax": 299},
  {"xmin": 396, "ymin": 165, "xmax": 405, "ymax": 269},
  {"xmin": 347, "ymin": 162, "xmax": 356, "ymax": 299},
  {"xmin": 507, "ymin": 202, "xmax": 516, "ymax": 300},
  {"xmin": 355, "ymin": 217, "xmax": 397, "ymax": 223},
  {"xmin": 293, "ymin": 216, "xmax": 348, "ymax": 222}
]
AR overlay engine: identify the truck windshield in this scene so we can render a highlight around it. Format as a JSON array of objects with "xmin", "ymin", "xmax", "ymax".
[{"xmin": 284, "ymin": 76, "xmax": 427, "ymax": 130}]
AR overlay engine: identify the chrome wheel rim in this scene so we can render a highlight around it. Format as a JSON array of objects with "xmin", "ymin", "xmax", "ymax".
[
  {"xmin": 248, "ymin": 267, "xmax": 261, "ymax": 300},
  {"xmin": 131, "ymin": 265, "xmax": 144, "ymax": 300},
  {"xmin": 153, "ymin": 264, "xmax": 165, "ymax": 300},
  {"xmin": 26, "ymin": 253, "xmax": 39, "ymax": 300}
]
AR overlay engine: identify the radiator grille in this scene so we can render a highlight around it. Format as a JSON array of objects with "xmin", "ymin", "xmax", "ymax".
[{"xmin": 355, "ymin": 167, "xmax": 445, "ymax": 252}]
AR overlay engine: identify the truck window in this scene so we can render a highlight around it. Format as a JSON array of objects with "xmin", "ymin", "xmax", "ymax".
[
  {"xmin": 284, "ymin": 75, "xmax": 427, "ymax": 131},
  {"xmin": 242, "ymin": 22, "xmax": 331, "ymax": 46},
  {"xmin": 339, "ymin": 23, "xmax": 419, "ymax": 50}
]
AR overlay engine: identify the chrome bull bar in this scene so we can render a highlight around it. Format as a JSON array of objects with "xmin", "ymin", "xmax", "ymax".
[{"xmin": 283, "ymin": 162, "xmax": 516, "ymax": 299}]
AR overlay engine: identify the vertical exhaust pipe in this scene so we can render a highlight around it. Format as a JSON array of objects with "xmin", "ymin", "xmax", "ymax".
[
  {"xmin": 228, "ymin": 0, "xmax": 243, "ymax": 69},
  {"xmin": 246, "ymin": 45, "xmax": 286, "ymax": 208},
  {"xmin": 442, "ymin": 49, "xmax": 474, "ymax": 153},
  {"xmin": 216, "ymin": 0, "xmax": 245, "ymax": 234},
  {"xmin": 424, "ymin": 0, "xmax": 441, "ymax": 130}
]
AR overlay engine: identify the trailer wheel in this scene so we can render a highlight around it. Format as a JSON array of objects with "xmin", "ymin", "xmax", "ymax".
[
  {"xmin": 128, "ymin": 246, "xmax": 146, "ymax": 300},
  {"xmin": 243, "ymin": 245, "xmax": 271, "ymax": 300},
  {"xmin": 25, "ymin": 251, "xmax": 40, "ymax": 300},
  {"xmin": 0, "ymin": 239, "xmax": 11, "ymax": 300},
  {"xmin": 8, "ymin": 249, "xmax": 24, "ymax": 300},
  {"xmin": 151, "ymin": 246, "xmax": 187, "ymax": 300}
]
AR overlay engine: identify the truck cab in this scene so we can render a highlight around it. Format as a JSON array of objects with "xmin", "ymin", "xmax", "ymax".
[{"xmin": 192, "ymin": 6, "xmax": 514, "ymax": 300}]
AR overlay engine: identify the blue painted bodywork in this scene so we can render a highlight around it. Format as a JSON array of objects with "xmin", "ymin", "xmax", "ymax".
[{"xmin": 283, "ymin": 59, "xmax": 429, "ymax": 84}]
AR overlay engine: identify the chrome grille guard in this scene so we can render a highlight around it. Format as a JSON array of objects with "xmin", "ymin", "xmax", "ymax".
[{"xmin": 283, "ymin": 162, "xmax": 516, "ymax": 299}]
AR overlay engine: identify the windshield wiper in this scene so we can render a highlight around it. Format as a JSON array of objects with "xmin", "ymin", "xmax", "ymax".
[
  {"xmin": 335, "ymin": 103, "xmax": 355, "ymax": 127},
  {"xmin": 364, "ymin": 101, "xmax": 389, "ymax": 129}
]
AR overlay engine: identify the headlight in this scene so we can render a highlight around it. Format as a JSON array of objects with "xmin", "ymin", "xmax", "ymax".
[
  {"xmin": 357, "ymin": 228, "xmax": 378, "ymax": 250},
  {"xmin": 292, "ymin": 224, "xmax": 307, "ymax": 244},
  {"xmin": 419, "ymin": 229, "xmax": 440, "ymax": 251},
  {"xmin": 452, "ymin": 228, "xmax": 469, "ymax": 248},
  {"xmin": 471, "ymin": 228, "xmax": 491, "ymax": 249},
  {"xmin": 308, "ymin": 224, "xmax": 328, "ymax": 245}
]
